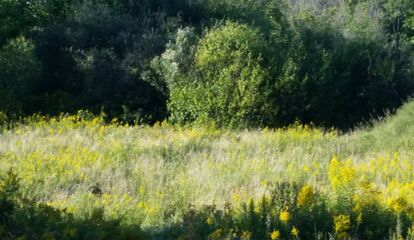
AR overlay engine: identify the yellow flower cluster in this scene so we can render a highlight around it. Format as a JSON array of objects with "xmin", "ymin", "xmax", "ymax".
[
  {"xmin": 334, "ymin": 214, "xmax": 351, "ymax": 239},
  {"xmin": 270, "ymin": 230, "xmax": 280, "ymax": 240},
  {"xmin": 328, "ymin": 156, "xmax": 357, "ymax": 193},
  {"xmin": 297, "ymin": 185, "xmax": 315, "ymax": 208},
  {"xmin": 279, "ymin": 210, "xmax": 290, "ymax": 222}
]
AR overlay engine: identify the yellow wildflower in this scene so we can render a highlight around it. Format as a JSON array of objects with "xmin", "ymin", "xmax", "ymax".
[
  {"xmin": 328, "ymin": 156, "xmax": 356, "ymax": 192},
  {"xmin": 389, "ymin": 197, "xmax": 407, "ymax": 214},
  {"xmin": 334, "ymin": 215, "xmax": 351, "ymax": 239},
  {"xmin": 297, "ymin": 185, "xmax": 315, "ymax": 208},
  {"xmin": 279, "ymin": 210, "xmax": 290, "ymax": 222},
  {"xmin": 270, "ymin": 230, "xmax": 280, "ymax": 240},
  {"xmin": 291, "ymin": 226, "xmax": 299, "ymax": 237}
]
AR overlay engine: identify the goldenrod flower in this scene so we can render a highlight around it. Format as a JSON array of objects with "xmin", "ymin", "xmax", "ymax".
[
  {"xmin": 328, "ymin": 157, "xmax": 356, "ymax": 192},
  {"xmin": 334, "ymin": 215, "xmax": 351, "ymax": 239},
  {"xmin": 291, "ymin": 226, "xmax": 299, "ymax": 237},
  {"xmin": 297, "ymin": 185, "xmax": 315, "ymax": 208},
  {"xmin": 279, "ymin": 210, "xmax": 290, "ymax": 222},
  {"xmin": 389, "ymin": 197, "xmax": 407, "ymax": 214},
  {"xmin": 270, "ymin": 230, "xmax": 280, "ymax": 240}
]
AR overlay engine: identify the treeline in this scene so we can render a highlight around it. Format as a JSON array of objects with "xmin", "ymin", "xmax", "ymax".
[{"xmin": 1, "ymin": 0, "xmax": 414, "ymax": 129}]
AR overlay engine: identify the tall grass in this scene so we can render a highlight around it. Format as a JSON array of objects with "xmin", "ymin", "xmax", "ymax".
[{"xmin": 1, "ymin": 101, "xmax": 414, "ymax": 239}]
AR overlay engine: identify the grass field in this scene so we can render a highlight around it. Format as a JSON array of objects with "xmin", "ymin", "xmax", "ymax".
[{"xmin": 2, "ymin": 102, "xmax": 414, "ymax": 239}]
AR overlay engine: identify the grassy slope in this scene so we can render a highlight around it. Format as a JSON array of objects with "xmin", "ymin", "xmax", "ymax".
[{"xmin": 1, "ymin": 101, "xmax": 414, "ymax": 230}]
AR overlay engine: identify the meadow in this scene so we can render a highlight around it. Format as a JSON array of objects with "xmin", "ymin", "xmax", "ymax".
[
  {"xmin": 1, "ymin": 102, "xmax": 414, "ymax": 240},
  {"xmin": 3, "ymin": 0, "xmax": 414, "ymax": 239}
]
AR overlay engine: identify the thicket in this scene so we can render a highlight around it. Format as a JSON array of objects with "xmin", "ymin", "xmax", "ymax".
[{"xmin": 2, "ymin": 0, "xmax": 414, "ymax": 128}]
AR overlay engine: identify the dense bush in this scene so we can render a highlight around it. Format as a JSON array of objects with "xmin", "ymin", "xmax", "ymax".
[{"xmin": 167, "ymin": 22, "xmax": 277, "ymax": 128}]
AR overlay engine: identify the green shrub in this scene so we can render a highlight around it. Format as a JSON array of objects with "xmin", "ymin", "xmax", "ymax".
[{"xmin": 168, "ymin": 22, "xmax": 277, "ymax": 128}]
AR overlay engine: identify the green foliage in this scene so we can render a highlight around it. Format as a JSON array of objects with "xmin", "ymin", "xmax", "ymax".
[
  {"xmin": 164, "ymin": 0, "xmax": 414, "ymax": 129},
  {"xmin": 0, "ymin": 0, "xmax": 207, "ymax": 124},
  {"xmin": 30, "ymin": 2, "xmax": 171, "ymax": 122},
  {"xmin": 168, "ymin": 22, "xmax": 276, "ymax": 128},
  {"xmin": 263, "ymin": 2, "xmax": 414, "ymax": 129},
  {"xmin": 403, "ymin": 6, "xmax": 414, "ymax": 44},
  {"xmin": 2, "ymin": 0, "xmax": 414, "ymax": 128},
  {"xmin": 0, "ymin": 0, "xmax": 39, "ymax": 46},
  {"xmin": 151, "ymin": 27, "xmax": 199, "ymax": 95},
  {"xmin": 0, "ymin": 37, "xmax": 40, "ymax": 115},
  {"xmin": 0, "ymin": 0, "xmax": 73, "ymax": 46}
]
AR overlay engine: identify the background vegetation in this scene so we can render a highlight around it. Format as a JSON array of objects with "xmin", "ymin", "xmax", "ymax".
[{"xmin": 2, "ymin": 0, "xmax": 414, "ymax": 129}]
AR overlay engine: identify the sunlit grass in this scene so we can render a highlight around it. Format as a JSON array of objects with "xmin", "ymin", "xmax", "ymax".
[{"xmin": 1, "ymin": 101, "xmax": 414, "ymax": 237}]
